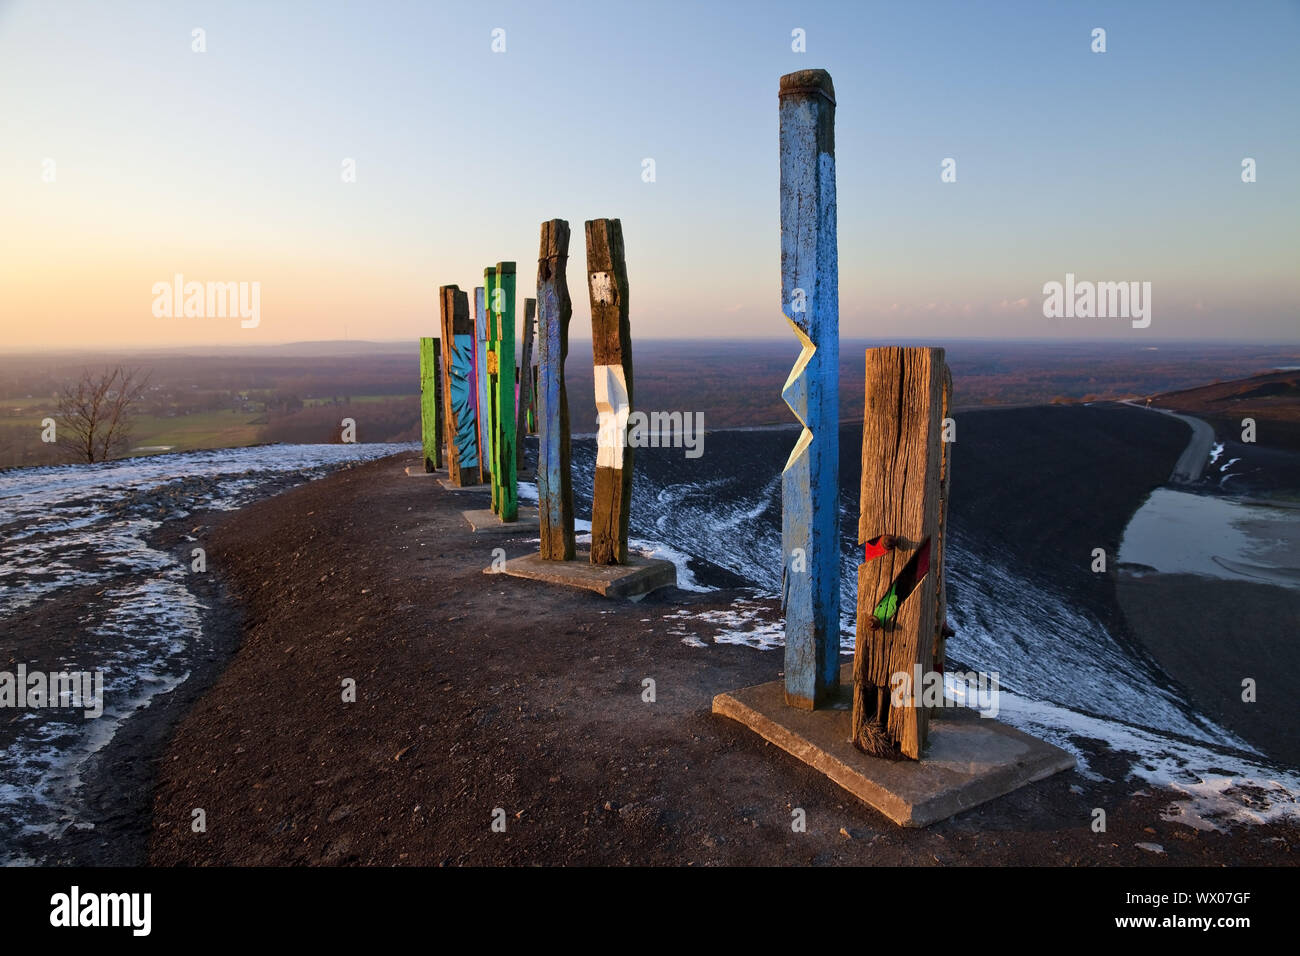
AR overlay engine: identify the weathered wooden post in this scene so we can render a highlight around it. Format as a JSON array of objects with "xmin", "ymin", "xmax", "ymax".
[
  {"xmin": 474, "ymin": 285, "xmax": 491, "ymax": 483},
  {"xmin": 439, "ymin": 285, "xmax": 482, "ymax": 486},
  {"xmin": 490, "ymin": 262, "xmax": 518, "ymax": 521},
  {"xmin": 852, "ymin": 347, "xmax": 950, "ymax": 759},
  {"xmin": 586, "ymin": 218, "xmax": 632, "ymax": 566},
  {"xmin": 537, "ymin": 219, "xmax": 576, "ymax": 560},
  {"xmin": 779, "ymin": 69, "xmax": 840, "ymax": 709},
  {"xmin": 418, "ymin": 336, "xmax": 442, "ymax": 471},
  {"xmin": 529, "ymin": 366, "xmax": 539, "ymax": 434},
  {"xmin": 516, "ymin": 297, "xmax": 536, "ymax": 464}
]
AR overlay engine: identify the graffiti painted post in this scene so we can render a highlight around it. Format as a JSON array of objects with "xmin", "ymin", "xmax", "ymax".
[
  {"xmin": 779, "ymin": 69, "xmax": 840, "ymax": 710},
  {"xmin": 473, "ymin": 285, "xmax": 491, "ymax": 483},
  {"xmin": 483, "ymin": 267, "xmax": 499, "ymax": 508},
  {"xmin": 852, "ymin": 347, "xmax": 949, "ymax": 759},
  {"xmin": 536, "ymin": 219, "xmax": 575, "ymax": 561},
  {"xmin": 586, "ymin": 218, "xmax": 633, "ymax": 565},
  {"xmin": 439, "ymin": 285, "xmax": 481, "ymax": 486},
  {"xmin": 490, "ymin": 262, "xmax": 518, "ymax": 521},
  {"xmin": 418, "ymin": 336, "xmax": 442, "ymax": 472}
]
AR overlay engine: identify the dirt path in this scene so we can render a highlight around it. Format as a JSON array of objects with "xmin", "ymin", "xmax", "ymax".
[
  {"xmin": 1123, "ymin": 400, "xmax": 1216, "ymax": 484},
  {"xmin": 145, "ymin": 454, "xmax": 1298, "ymax": 865}
]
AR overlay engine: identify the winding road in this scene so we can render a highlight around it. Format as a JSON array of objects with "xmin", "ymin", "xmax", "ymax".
[{"xmin": 1122, "ymin": 400, "xmax": 1216, "ymax": 484}]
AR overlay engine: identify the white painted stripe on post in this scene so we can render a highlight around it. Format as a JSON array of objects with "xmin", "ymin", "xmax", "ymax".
[{"xmin": 593, "ymin": 363, "xmax": 629, "ymax": 469}]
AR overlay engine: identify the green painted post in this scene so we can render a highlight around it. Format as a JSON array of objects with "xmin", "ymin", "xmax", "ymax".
[
  {"xmin": 492, "ymin": 262, "xmax": 518, "ymax": 521},
  {"xmin": 484, "ymin": 266, "xmax": 499, "ymax": 511},
  {"xmin": 419, "ymin": 336, "xmax": 442, "ymax": 471}
]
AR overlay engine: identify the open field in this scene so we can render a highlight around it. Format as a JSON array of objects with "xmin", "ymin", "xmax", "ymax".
[
  {"xmin": 303, "ymin": 394, "xmax": 418, "ymax": 407},
  {"xmin": 128, "ymin": 410, "xmax": 266, "ymax": 451},
  {"xmin": 0, "ymin": 405, "xmax": 267, "ymax": 464}
]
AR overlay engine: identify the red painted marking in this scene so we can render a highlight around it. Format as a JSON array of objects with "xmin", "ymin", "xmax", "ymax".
[{"xmin": 863, "ymin": 536, "xmax": 891, "ymax": 561}]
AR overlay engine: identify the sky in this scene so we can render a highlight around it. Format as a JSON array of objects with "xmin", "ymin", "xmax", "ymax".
[{"xmin": 1, "ymin": 0, "xmax": 1297, "ymax": 349}]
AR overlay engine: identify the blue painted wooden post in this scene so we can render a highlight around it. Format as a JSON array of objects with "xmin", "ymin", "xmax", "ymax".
[
  {"xmin": 474, "ymin": 285, "xmax": 491, "ymax": 483},
  {"xmin": 779, "ymin": 69, "xmax": 840, "ymax": 710},
  {"xmin": 536, "ymin": 219, "xmax": 575, "ymax": 560}
]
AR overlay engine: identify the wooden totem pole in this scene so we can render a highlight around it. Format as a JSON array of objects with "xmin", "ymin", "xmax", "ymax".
[
  {"xmin": 489, "ymin": 262, "xmax": 518, "ymax": 521},
  {"xmin": 527, "ymin": 368, "xmax": 539, "ymax": 434},
  {"xmin": 474, "ymin": 285, "xmax": 491, "ymax": 483},
  {"xmin": 418, "ymin": 336, "xmax": 442, "ymax": 472},
  {"xmin": 586, "ymin": 218, "xmax": 632, "ymax": 566},
  {"xmin": 852, "ymin": 347, "xmax": 952, "ymax": 759},
  {"xmin": 438, "ymin": 285, "xmax": 481, "ymax": 486},
  {"xmin": 516, "ymin": 297, "xmax": 537, "ymax": 463},
  {"xmin": 537, "ymin": 219, "xmax": 576, "ymax": 561},
  {"xmin": 779, "ymin": 70, "xmax": 841, "ymax": 710},
  {"xmin": 483, "ymin": 267, "xmax": 498, "ymax": 496}
]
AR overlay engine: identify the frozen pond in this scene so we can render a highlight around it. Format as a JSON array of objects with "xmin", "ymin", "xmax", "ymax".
[{"xmin": 1119, "ymin": 488, "xmax": 1300, "ymax": 590}]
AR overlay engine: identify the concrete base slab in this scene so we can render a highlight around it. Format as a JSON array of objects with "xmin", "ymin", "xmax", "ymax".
[
  {"xmin": 713, "ymin": 667, "xmax": 1076, "ymax": 827},
  {"xmin": 498, "ymin": 550, "xmax": 677, "ymax": 599},
  {"xmin": 404, "ymin": 465, "xmax": 444, "ymax": 478},
  {"xmin": 462, "ymin": 508, "xmax": 539, "ymax": 534},
  {"xmin": 439, "ymin": 478, "xmax": 490, "ymax": 492}
]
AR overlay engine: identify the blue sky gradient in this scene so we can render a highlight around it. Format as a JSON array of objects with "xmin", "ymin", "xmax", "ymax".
[{"xmin": 1, "ymin": 0, "xmax": 1296, "ymax": 347}]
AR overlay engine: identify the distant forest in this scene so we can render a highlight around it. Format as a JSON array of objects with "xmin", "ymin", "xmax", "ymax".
[{"xmin": 1, "ymin": 340, "xmax": 1296, "ymax": 469}]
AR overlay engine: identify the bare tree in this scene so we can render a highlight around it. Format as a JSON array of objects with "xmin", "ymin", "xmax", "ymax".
[{"xmin": 56, "ymin": 366, "xmax": 151, "ymax": 463}]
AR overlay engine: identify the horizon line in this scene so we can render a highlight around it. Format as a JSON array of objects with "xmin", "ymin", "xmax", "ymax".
[{"xmin": 4, "ymin": 335, "xmax": 1300, "ymax": 357}]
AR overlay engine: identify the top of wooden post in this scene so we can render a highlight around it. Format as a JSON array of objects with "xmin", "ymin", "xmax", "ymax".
[
  {"xmin": 584, "ymin": 219, "xmax": 625, "ymax": 273},
  {"xmin": 539, "ymin": 220, "xmax": 570, "ymax": 282},
  {"xmin": 440, "ymin": 285, "xmax": 471, "ymax": 334},
  {"xmin": 539, "ymin": 219, "xmax": 570, "ymax": 257},
  {"xmin": 496, "ymin": 261, "xmax": 516, "ymax": 276},
  {"xmin": 779, "ymin": 69, "xmax": 835, "ymax": 104}
]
